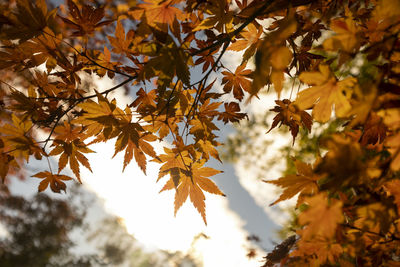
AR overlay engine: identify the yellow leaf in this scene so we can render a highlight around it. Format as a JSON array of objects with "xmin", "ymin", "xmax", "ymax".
[
  {"xmin": 296, "ymin": 65, "xmax": 354, "ymax": 122},
  {"xmin": 0, "ymin": 114, "xmax": 44, "ymax": 161},
  {"xmin": 323, "ymin": 18, "xmax": 359, "ymax": 52}
]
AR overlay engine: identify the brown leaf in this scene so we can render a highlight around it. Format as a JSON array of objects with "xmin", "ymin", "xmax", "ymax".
[
  {"xmin": 221, "ymin": 64, "xmax": 252, "ymax": 101},
  {"xmin": 58, "ymin": 0, "xmax": 113, "ymax": 36},
  {"xmin": 267, "ymin": 99, "xmax": 312, "ymax": 144},
  {"xmin": 218, "ymin": 102, "xmax": 247, "ymax": 124},
  {"xmin": 32, "ymin": 171, "xmax": 73, "ymax": 193}
]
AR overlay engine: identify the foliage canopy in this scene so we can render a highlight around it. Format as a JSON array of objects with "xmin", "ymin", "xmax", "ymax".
[{"xmin": 1, "ymin": 0, "xmax": 400, "ymax": 265}]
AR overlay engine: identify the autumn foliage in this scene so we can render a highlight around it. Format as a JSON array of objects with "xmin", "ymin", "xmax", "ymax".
[{"xmin": 1, "ymin": 0, "xmax": 400, "ymax": 265}]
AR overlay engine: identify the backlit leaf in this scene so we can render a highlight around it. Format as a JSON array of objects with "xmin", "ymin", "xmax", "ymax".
[{"xmin": 296, "ymin": 65, "xmax": 354, "ymax": 122}]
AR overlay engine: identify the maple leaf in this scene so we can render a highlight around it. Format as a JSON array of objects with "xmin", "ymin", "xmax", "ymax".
[
  {"xmin": 189, "ymin": 116, "xmax": 219, "ymax": 141},
  {"xmin": 0, "ymin": 114, "xmax": 44, "ymax": 161},
  {"xmin": 131, "ymin": 88, "xmax": 157, "ymax": 114},
  {"xmin": 58, "ymin": 0, "xmax": 113, "ymax": 36},
  {"xmin": 267, "ymin": 99, "xmax": 312, "ymax": 144},
  {"xmin": 196, "ymin": 139, "xmax": 221, "ymax": 162},
  {"xmin": 143, "ymin": 38, "xmax": 192, "ymax": 87},
  {"xmin": 0, "ymin": 27, "xmax": 61, "ymax": 72},
  {"xmin": 265, "ymin": 159, "xmax": 320, "ymax": 207},
  {"xmin": 316, "ymin": 134, "xmax": 367, "ymax": 189},
  {"xmin": 49, "ymin": 122, "xmax": 94, "ymax": 182},
  {"xmin": 108, "ymin": 20, "xmax": 134, "ymax": 55},
  {"xmin": 348, "ymin": 83, "xmax": 377, "ymax": 127},
  {"xmin": 295, "ymin": 65, "xmax": 354, "ymax": 123},
  {"xmin": 298, "ymin": 193, "xmax": 343, "ymax": 240},
  {"xmin": 323, "ymin": 16, "xmax": 360, "ymax": 53},
  {"xmin": 130, "ymin": 0, "xmax": 186, "ymax": 29},
  {"xmin": 9, "ymin": 90, "xmax": 43, "ymax": 122},
  {"xmin": 155, "ymin": 147, "xmax": 192, "ymax": 185},
  {"xmin": 160, "ymin": 160, "xmax": 224, "ymax": 224},
  {"xmin": 193, "ymin": 39, "xmax": 218, "ymax": 73},
  {"xmin": 228, "ymin": 23, "xmax": 262, "ymax": 51},
  {"xmin": 198, "ymin": 98, "xmax": 222, "ymax": 118},
  {"xmin": 218, "ymin": 102, "xmax": 247, "ymax": 124},
  {"xmin": 73, "ymin": 94, "xmax": 124, "ymax": 140},
  {"xmin": 32, "ymin": 171, "xmax": 73, "ymax": 193},
  {"xmin": 0, "ymin": 0, "xmax": 56, "ymax": 42},
  {"xmin": 221, "ymin": 64, "xmax": 252, "ymax": 101},
  {"xmin": 193, "ymin": 2, "xmax": 234, "ymax": 32},
  {"xmin": 112, "ymin": 107, "xmax": 157, "ymax": 174},
  {"xmin": 94, "ymin": 46, "xmax": 119, "ymax": 78},
  {"xmin": 114, "ymin": 130, "xmax": 158, "ymax": 174}
]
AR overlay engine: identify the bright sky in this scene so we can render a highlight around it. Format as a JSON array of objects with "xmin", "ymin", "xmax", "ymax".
[{"xmin": 80, "ymin": 142, "xmax": 263, "ymax": 266}]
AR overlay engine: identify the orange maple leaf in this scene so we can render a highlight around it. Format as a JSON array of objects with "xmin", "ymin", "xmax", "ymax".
[
  {"xmin": 265, "ymin": 159, "xmax": 320, "ymax": 207},
  {"xmin": 49, "ymin": 122, "xmax": 94, "ymax": 182},
  {"xmin": 227, "ymin": 22, "xmax": 262, "ymax": 51},
  {"xmin": 160, "ymin": 160, "xmax": 224, "ymax": 224},
  {"xmin": 130, "ymin": 0, "xmax": 186, "ymax": 28},
  {"xmin": 298, "ymin": 193, "xmax": 343, "ymax": 240},
  {"xmin": 155, "ymin": 147, "xmax": 192, "ymax": 185},
  {"xmin": 380, "ymin": 108, "xmax": 400, "ymax": 170},
  {"xmin": 251, "ymin": 16, "xmax": 296, "ymax": 98},
  {"xmin": 108, "ymin": 20, "xmax": 133, "ymax": 55},
  {"xmin": 112, "ymin": 107, "xmax": 158, "ymax": 174}
]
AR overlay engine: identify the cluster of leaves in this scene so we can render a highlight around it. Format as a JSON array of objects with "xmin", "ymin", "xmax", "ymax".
[{"xmin": 1, "ymin": 0, "xmax": 400, "ymax": 265}]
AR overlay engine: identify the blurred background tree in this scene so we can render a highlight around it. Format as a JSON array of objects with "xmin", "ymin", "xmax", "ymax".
[{"xmin": 0, "ymin": 184, "xmax": 201, "ymax": 267}]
